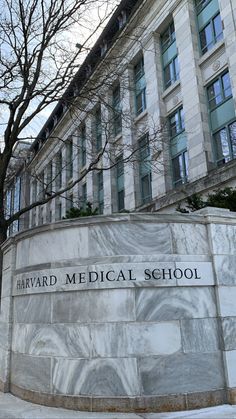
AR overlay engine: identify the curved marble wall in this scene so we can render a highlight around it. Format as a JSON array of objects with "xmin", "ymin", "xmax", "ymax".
[{"xmin": 1, "ymin": 210, "xmax": 236, "ymax": 412}]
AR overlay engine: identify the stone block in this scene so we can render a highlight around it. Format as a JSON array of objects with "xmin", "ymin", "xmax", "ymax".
[
  {"xmin": 218, "ymin": 287, "xmax": 236, "ymax": 317},
  {"xmin": 91, "ymin": 322, "xmax": 181, "ymax": 358},
  {"xmin": 222, "ymin": 317, "xmax": 236, "ymax": 350},
  {"xmin": 0, "ymin": 322, "xmax": 11, "ymax": 351},
  {"xmin": 170, "ymin": 224, "xmax": 209, "ymax": 255},
  {"xmin": 88, "ymin": 223, "xmax": 172, "ymax": 257},
  {"xmin": 181, "ymin": 318, "xmax": 221, "ymax": 352},
  {"xmin": 52, "ymin": 289, "xmax": 135, "ymax": 323},
  {"xmin": 214, "ymin": 255, "xmax": 236, "ymax": 285},
  {"xmin": 11, "ymin": 352, "xmax": 51, "ymax": 392},
  {"xmin": 210, "ymin": 224, "xmax": 236, "ymax": 255},
  {"xmin": 136, "ymin": 287, "xmax": 217, "ymax": 321},
  {"xmin": 13, "ymin": 294, "xmax": 51, "ymax": 324},
  {"xmin": 224, "ymin": 350, "xmax": 236, "ymax": 387},
  {"xmin": 139, "ymin": 352, "xmax": 225, "ymax": 395},
  {"xmin": 0, "ymin": 347, "xmax": 10, "ymax": 383},
  {"xmin": 52, "ymin": 357, "xmax": 139, "ymax": 396},
  {"xmin": 12, "ymin": 323, "xmax": 90, "ymax": 357},
  {"xmin": 1, "ymin": 270, "xmax": 12, "ymax": 298}
]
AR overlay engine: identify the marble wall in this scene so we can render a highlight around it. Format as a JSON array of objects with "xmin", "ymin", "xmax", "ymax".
[{"xmin": 1, "ymin": 209, "xmax": 236, "ymax": 412}]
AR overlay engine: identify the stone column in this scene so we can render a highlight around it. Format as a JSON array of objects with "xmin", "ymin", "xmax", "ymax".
[
  {"xmin": 218, "ymin": 0, "xmax": 236, "ymax": 106},
  {"xmin": 121, "ymin": 67, "xmax": 136, "ymax": 211},
  {"xmin": 101, "ymin": 95, "xmax": 112, "ymax": 215},
  {"xmin": 0, "ymin": 239, "xmax": 15, "ymax": 392},
  {"xmin": 174, "ymin": 0, "xmax": 213, "ymax": 181},
  {"xmin": 204, "ymin": 207, "xmax": 236, "ymax": 403},
  {"xmin": 143, "ymin": 32, "xmax": 169, "ymax": 198}
]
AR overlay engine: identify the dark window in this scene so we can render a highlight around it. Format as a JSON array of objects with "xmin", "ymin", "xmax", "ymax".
[{"xmin": 134, "ymin": 57, "xmax": 146, "ymax": 115}]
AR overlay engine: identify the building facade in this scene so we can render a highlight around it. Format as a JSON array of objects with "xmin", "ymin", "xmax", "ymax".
[{"xmin": 7, "ymin": 0, "xmax": 236, "ymax": 229}]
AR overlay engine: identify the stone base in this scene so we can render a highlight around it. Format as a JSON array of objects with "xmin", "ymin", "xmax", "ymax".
[
  {"xmin": 9, "ymin": 385, "xmax": 227, "ymax": 413},
  {"xmin": 227, "ymin": 388, "xmax": 236, "ymax": 405},
  {"xmin": 0, "ymin": 379, "xmax": 9, "ymax": 393}
]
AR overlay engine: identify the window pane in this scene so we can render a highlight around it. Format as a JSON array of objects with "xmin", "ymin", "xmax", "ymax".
[
  {"xmin": 213, "ymin": 14, "xmax": 223, "ymax": 42},
  {"xmin": 214, "ymin": 128, "xmax": 230, "ymax": 164},
  {"xmin": 200, "ymin": 23, "xmax": 213, "ymax": 53},
  {"xmin": 174, "ymin": 56, "xmax": 179, "ymax": 80},
  {"xmin": 164, "ymin": 64, "xmax": 172, "ymax": 88},
  {"xmin": 208, "ymin": 79, "xmax": 222, "ymax": 108},
  {"xmin": 172, "ymin": 155, "xmax": 183, "ymax": 184},
  {"xmin": 229, "ymin": 122, "xmax": 236, "ymax": 158},
  {"xmin": 222, "ymin": 72, "xmax": 232, "ymax": 99},
  {"xmin": 141, "ymin": 174, "xmax": 151, "ymax": 203},
  {"xmin": 118, "ymin": 189, "xmax": 125, "ymax": 211}
]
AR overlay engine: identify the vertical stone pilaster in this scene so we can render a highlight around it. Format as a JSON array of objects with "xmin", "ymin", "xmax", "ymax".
[
  {"xmin": 143, "ymin": 32, "xmax": 168, "ymax": 198},
  {"xmin": 0, "ymin": 239, "xmax": 15, "ymax": 392},
  {"xmin": 174, "ymin": 0, "xmax": 212, "ymax": 181},
  {"xmin": 85, "ymin": 116, "xmax": 94, "ymax": 205},
  {"xmin": 218, "ymin": 0, "xmax": 236, "ymax": 107},
  {"xmin": 101, "ymin": 94, "xmax": 112, "ymax": 214},
  {"xmin": 121, "ymin": 68, "xmax": 136, "ymax": 211}
]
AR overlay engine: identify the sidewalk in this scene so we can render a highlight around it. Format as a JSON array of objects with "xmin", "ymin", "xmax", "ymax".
[{"xmin": 0, "ymin": 394, "xmax": 236, "ymax": 419}]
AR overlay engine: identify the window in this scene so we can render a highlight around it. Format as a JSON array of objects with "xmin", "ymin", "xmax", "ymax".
[
  {"xmin": 169, "ymin": 107, "xmax": 188, "ymax": 186},
  {"xmin": 81, "ymin": 125, "xmax": 86, "ymax": 167},
  {"xmin": 116, "ymin": 155, "xmax": 125, "ymax": 211},
  {"xmin": 200, "ymin": 13, "xmax": 223, "ymax": 54},
  {"xmin": 207, "ymin": 71, "xmax": 236, "ymax": 165},
  {"xmin": 161, "ymin": 22, "xmax": 179, "ymax": 89},
  {"xmin": 47, "ymin": 162, "xmax": 53, "ymax": 194},
  {"xmin": 66, "ymin": 139, "xmax": 73, "ymax": 180},
  {"xmin": 139, "ymin": 134, "xmax": 152, "ymax": 204},
  {"xmin": 97, "ymin": 171, "xmax": 104, "ymax": 214},
  {"xmin": 95, "ymin": 106, "xmax": 102, "ymax": 152},
  {"xmin": 56, "ymin": 151, "xmax": 62, "ymax": 189},
  {"xmin": 82, "ymin": 183, "xmax": 87, "ymax": 208},
  {"xmin": 161, "ymin": 21, "xmax": 176, "ymax": 51},
  {"xmin": 134, "ymin": 57, "xmax": 146, "ymax": 115},
  {"xmin": 207, "ymin": 71, "xmax": 232, "ymax": 110},
  {"xmin": 196, "ymin": 0, "xmax": 223, "ymax": 55},
  {"xmin": 213, "ymin": 122, "xmax": 236, "ymax": 165},
  {"xmin": 113, "ymin": 84, "xmax": 122, "ymax": 136}
]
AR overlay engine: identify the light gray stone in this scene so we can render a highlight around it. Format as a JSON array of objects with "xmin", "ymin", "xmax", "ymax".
[
  {"xmin": 181, "ymin": 318, "xmax": 221, "ymax": 352},
  {"xmin": 214, "ymin": 255, "xmax": 236, "ymax": 285},
  {"xmin": 139, "ymin": 352, "xmax": 225, "ymax": 395},
  {"xmin": 170, "ymin": 224, "xmax": 209, "ymax": 255},
  {"xmin": 218, "ymin": 287, "xmax": 236, "ymax": 317},
  {"xmin": 136, "ymin": 287, "xmax": 217, "ymax": 321},
  {"xmin": 224, "ymin": 350, "xmax": 236, "ymax": 387},
  {"xmin": 210, "ymin": 224, "xmax": 236, "ymax": 255},
  {"xmin": 0, "ymin": 322, "xmax": 10, "ymax": 351},
  {"xmin": 88, "ymin": 223, "xmax": 172, "ymax": 256},
  {"xmin": 0, "ymin": 347, "xmax": 10, "ymax": 383},
  {"xmin": 13, "ymin": 294, "xmax": 51, "ymax": 323},
  {"xmin": 52, "ymin": 358, "xmax": 140, "ymax": 396},
  {"xmin": 91, "ymin": 322, "xmax": 181, "ymax": 358},
  {"xmin": 11, "ymin": 352, "xmax": 51, "ymax": 392},
  {"xmin": 52, "ymin": 289, "xmax": 135, "ymax": 323},
  {"xmin": 222, "ymin": 318, "xmax": 236, "ymax": 350},
  {"xmin": 12, "ymin": 324, "xmax": 90, "ymax": 357}
]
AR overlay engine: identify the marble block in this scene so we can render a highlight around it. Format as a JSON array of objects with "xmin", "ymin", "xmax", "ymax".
[
  {"xmin": 52, "ymin": 289, "xmax": 135, "ymax": 323},
  {"xmin": 52, "ymin": 357, "xmax": 140, "ymax": 396},
  {"xmin": 214, "ymin": 255, "xmax": 236, "ymax": 285},
  {"xmin": 12, "ymin": 324, "xmax": 90, "ymax": 358},
  {"xmin": 13, "ymin": 294, "xmax": 51, "ymax": 324},
  {"xmin": 222, "ymin": 318, "xmax": 236, "ymax": 351},
  {"xmin": 11, "ymin": 352, "xmax": 51, "ymax": 392},
  {"xmin": 210, "ymin": 224, "xmax": 236, "ymax": 255},
  {"xmin": 139, "ymin": 352, "xmax": 225, "ymax": 395},
  {"xmin": 90, "ymin": 322, "xmax": 181, "ymax": 357},
  {"xmin": 224, "ymin": 350, "xmax": 236, "ymax": 387},
  {"xmin": 136, "ymin": 287, "xmax": 217, "ymax": 321},
  {"xmin": 217, "ymin": 287, "xmax": 236, "ymax": 317},
  {"xmin": 170, "ymin": 224, "xmax": 209, "ymax": 255},
  {"xmin": 181, "ymin": 318, "xmax": 221, "ymax": 352}
]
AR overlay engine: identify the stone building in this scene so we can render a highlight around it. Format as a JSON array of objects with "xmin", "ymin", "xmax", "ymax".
[{"xmin": 7, "ymin": 0, "xmax": 236, "ymax": 227}]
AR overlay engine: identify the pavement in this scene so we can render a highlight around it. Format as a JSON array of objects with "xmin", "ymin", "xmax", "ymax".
[{"xmin": 0, "ymin": 394, "xmax": 236, "ymax": 419}]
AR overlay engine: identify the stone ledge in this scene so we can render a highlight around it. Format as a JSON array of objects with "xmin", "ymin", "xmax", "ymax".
[{"xmin": 9, "ymin": 384, "xmax": 227, "ymax": 413}]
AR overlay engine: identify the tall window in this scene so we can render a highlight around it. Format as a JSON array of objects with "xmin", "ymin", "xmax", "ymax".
[
  {"xmin": 169, "ymin": 107, "xmax": 188, "ymax": 186},
  {"xmin": 95, "ymin": 106, "xmax": 102, "ymax": 152},
  {"xmin": 161, "ymin": 21, "xmax": 179, "ymax": 89},
  {"xmin": 97, "ymin": 171, "xmax": 104, "ymax": 214},
  {"xmin": 139, "ymin": 134, "xmax": 152, "ymax": 204},
  {"xmin": 196, "ymin": 0, "xmax": 223, "ymax": 55},
  {"xmin": 66, "ymin": 139, "xmax": 73, "ymax": 180},
  {"xmin": 113, "ymin": 84, "xmax": 122, "ymax": 136},
  {"xmin": 82, "ymin": 183, "xmax": 87, "ymax": 208},
  {"xmin": 207, "ymin": 71, "xmax": 236, "ymax": 165},
  {"xmin": 47, "ymin": 162, "xmax": 53, "ymax": 194},
  {"xmin": 56, "ymin": 151, "xmax": 62, "ymax": 189},
  {"xmin": 81, "ymin": 125, "xmax": 86, "ymax": 167},
  {"xmin": 116, "ymin": 155, "xmax": 125, "ymax": 211},
  {"xmin": 134, "ymin": 56, "xmax": 146, "ymax": 115}
]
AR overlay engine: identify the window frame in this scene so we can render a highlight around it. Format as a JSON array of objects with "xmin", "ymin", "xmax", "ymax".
[
  {"xmin": 138, "ymin": 134, "xmax": 152, "ymax": 205},
  {"xmin": 199, "ymin": 12, "xmax": 223, "ymax": 55},
  {"xmin": 207, "ymin": 71, "xmax": 232, "ymax": 111},
  {"xmin": 134, "ymin": 56, "xmax": 146, "ymax": 116}
]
